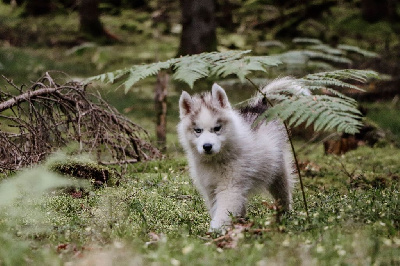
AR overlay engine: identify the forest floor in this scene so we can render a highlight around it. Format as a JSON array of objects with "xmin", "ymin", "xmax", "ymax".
[
  {"xmin": 0, "ymin": 3, "xmax": 400, "ymax": 265},
  {"xmin": 1, "ymin": 144, "xmax": 399, "ymax": 265}
]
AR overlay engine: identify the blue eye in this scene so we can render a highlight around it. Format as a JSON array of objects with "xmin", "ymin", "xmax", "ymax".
[
  {"xmin": 214, "ymin": 126, "xmax": 222, "ymax": 132},
  {"xmin": 194, "ymin": 128, "xmax": 203, "ymax": 134}
]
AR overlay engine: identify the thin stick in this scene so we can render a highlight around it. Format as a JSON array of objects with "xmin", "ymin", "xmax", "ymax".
[
  {"xmin": 0, "ymin": 87, "xmax": 60, "ymax": 112},
  {"xmin": 246, "ymin": 77, "xmax": 309, "ymax": 218}
]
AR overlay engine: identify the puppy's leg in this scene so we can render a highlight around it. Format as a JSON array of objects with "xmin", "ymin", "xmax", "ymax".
[
  {"xmin": 210, "ymin": 188, "xmax": 247, "ymax": 231},
  {"xmin": 269, "ymin": 173, "xmax": 292, "ymax": 211},
  {"xmin": 269, "ymin": 147, "xmax": 295, "ymax": 211}
]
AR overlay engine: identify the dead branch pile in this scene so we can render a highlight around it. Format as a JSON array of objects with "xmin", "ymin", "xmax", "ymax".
[{"xmin": 0, "ymin": 72, "xmax": 161, "ymax": 171}]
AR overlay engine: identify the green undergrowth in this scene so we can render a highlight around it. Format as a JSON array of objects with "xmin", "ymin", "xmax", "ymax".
[
  {"xmin": 365, "ymin": 102, "xmax": 400, "ymax": 144},
  {"xmin": 0, "ymin": 145, "xmax": 399, "ymax": 265}
]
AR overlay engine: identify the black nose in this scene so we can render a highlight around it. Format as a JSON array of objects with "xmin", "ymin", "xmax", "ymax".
[{"xmin": 203, "ymin": 143, "xmax": 213, "ymax": 152}]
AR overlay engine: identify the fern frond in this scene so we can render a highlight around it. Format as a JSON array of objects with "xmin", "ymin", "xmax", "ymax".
[
  {"xmin": 172, "ymin": 58, "xmax": 209, "ymax": 88},
  {"xmin": 123, "ymin": 61, "xmax": 172, "ymax": 92},
  {"xmin": 88, "ymin": 50, "xmax": 282, "ymax": 90},
  {"xmin": 302, "ymin": 50, "xmax": 352, "ymax": 65},
  {"xmin": 308, "ymin": 44, "xmax": 343, "ymax": 56},
  {"xmin": 257, "ymin": 69, "xmax": 378, "ymax": 134},
  {"xmin": 301, "ymin": 77, "xmax": 365, "ymax": 91},
  {"xmin": 171, "ymin": 50, "xmax": 251, "ymax": 88},
  {"xmin": 303, "ymin": 86, "xmax": 356, "ymax": 102},
  {"xmin": 292, "ymin": 38, "xmax": 323, "ymax": 45},
  {"xmin": 211, "ymin": 55, "xmax": 281, "ymax": 82},
  {"xmin": 264, "ymin": 95, "xmax": 363, "ymax": 134},
  {"xmin": 304, "ymin": 69, "xmax": 379, "ymax": 83},
  {"xmin": 337, "ymin": 44, "xmax": 380, "ymax": 58},
  {"xmin": 274, "ymin": 50, "xmax": 352, "ymax": 66},
  {"xmin": 88, "ymin": 60, "xmax": 172, "ymax": 92}
]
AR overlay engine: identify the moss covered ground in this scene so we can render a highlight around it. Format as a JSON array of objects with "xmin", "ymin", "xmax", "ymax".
[{"xmin": 0, "ymin": 144, "xmax": 399, "ymax": 265}]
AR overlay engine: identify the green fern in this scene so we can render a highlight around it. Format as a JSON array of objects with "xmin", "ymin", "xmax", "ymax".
[
  {"xmin": 260, "ymin": 69, "xmax": 379, "ymax": 134},
  {"xmin": 211, "ymin": 55, "xmax": 282, "ymax": 82},
  {"xmin": 308, "ymin": 44, "xmax": 343, "ymax": 56},
  {"xmin": 87, "ymin": 46, "xmax": 379, "ymax": 134},
  {"xmin": 89, "ymin": 61, "xmax": 172, "ymax": 93},
  {"xmin": 172, "ymin": 57, "xmax": 209, "ymax": 88},
  {"xmin": 266, "ymin": 95, "xmax": 363, "ymax": 133},
  {"xmin": 124, "ymin": 61, "xmax": 172, "ymax": 93},
  {"xmin": 88, "ymin": 39, "xmax": 376, "ymax": 91},
  {"xmin": 88, "ymin": 50, "xmax": 282, "ymax": 90},
  {"xmin": 337, "ymin": 44, "xmax": 379, "ymax": 58},
  {"xmin": 292, "ymin": 37, "xmax": 323, "ymax": 45},
  {"xmin": 88, "ymin": 50, "xmax": 254, "ymax": 90}
]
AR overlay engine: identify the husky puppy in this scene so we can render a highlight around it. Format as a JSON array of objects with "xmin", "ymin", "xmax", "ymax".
[{"xmin": 177, "ymin": 78, "xmax": 298, "ymax": 231}]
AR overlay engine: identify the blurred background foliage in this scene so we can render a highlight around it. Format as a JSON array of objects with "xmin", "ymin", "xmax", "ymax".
[
  {"xmin": 1, "ymin": 0, "xmax": 399, "ymax": 78},
  {"xmin": 0, "ymin": 0, "xmax": 400, "ymax": 144}
]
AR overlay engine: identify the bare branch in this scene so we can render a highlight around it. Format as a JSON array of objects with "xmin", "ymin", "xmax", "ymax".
[
  {"xmin": 0, "ymin": 87, "xmax": 60, "ymax": 112},
  {"xmin": 0, "ymin": 73, "xmax": 161, "ymax": 172}
]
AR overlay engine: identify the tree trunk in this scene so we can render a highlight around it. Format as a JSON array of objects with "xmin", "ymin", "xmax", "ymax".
[
  {"xmin": 154, "ymin": 71, "xmax": 169, "ymax": 151},
  {"xmin": 361, "ymin": 0, "xmax": 398, "ymax": 22},
  {"xmin": 215, "ymin": 0, "xmax": 239, "ymax": 31},
  {"xmin": 25, "ymin": 0, "xmax": 51, "ymax": 16},
  {"xmin": 79, "ymin": 0, "xmax": 105, "ymax": 37},
  {"xmin": 178, "ymin": 0, "xmax": 217, "ymax": 55}
]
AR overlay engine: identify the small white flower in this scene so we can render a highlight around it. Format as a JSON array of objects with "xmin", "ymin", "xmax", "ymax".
[
  {"xmin": 114, "ymin": 241, "xmax": 124, "ymax": 249},
  {"xmin": 383, "ymin": 238, "xmax": 392, "ymax": 246},
  {"xmin": 316, "ymin": 245, "xmax": 325, "ymax": 253},
  {"xmin": 334, "ymin": 245, "xmax": 343, "ymax": 250},
  {"xmin": 182, "ymin": 244, "xmax": 194, "ymax": 254},
  {"xmin": 282, "ymin": 239, "xmax": 290, "ymax": 247},
  {"xmin": 170, "ymin": 258, "xmax": 180, "ymax": 266},
  {"xmin": 255, "ymin": 243, "xmax": 264, "ymax": 250}
]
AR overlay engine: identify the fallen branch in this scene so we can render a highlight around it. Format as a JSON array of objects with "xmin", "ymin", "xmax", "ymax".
[
  {"xmin": 0, "ymin": 87, "xmax": 60, "ymax": 112},
  {"xmin": 0, "ymin": 72, "xmax": 161, "ymax": 172}
]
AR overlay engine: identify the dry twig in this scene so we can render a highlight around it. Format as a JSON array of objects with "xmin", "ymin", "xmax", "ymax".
[{"xmin": 0, "ymin": 72, "xmax": 161, "ymax": 172}]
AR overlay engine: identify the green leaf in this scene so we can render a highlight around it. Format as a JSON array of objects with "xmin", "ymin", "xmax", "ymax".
[
  {"xmin": 172, "ymin": 58, "xmax": 209, "ymax": 88},
  {"xmin": 338, "ymin": 44, "xmax": 380, "ymax": 58}
]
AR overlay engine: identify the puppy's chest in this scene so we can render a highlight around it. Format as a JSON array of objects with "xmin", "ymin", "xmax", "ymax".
[{"xmin": 194, "ymin": 160, "xmax": 239, "ymax": 185}]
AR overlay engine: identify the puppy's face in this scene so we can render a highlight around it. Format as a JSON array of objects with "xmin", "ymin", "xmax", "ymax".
[{"xmin": 178, "ymin": 84, "xmax": 233, "ymax": 156}]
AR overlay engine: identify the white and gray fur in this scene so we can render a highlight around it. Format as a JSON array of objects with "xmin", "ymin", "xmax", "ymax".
[{"xmin": 177, "ymin": 78, "xmax": 299, "ymax": 230}]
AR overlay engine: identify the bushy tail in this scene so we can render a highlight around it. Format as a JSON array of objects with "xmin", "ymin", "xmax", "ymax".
[
  {"xmin": 249, "ymin": 77, "xmax": 309, "ymax": 106},
  {"xmin": 261, "ymin": 77, "xmax": 310, "ymax": 97}
]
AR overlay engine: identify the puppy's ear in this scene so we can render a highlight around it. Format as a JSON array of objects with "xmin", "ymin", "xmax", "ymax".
[
  {"xmin": 179, "ymin": 91, "xmax": 192, "ymax": 118},
  {"xmin": 212, "ymin": 83, "xmax": 231, "ymax": 109}
]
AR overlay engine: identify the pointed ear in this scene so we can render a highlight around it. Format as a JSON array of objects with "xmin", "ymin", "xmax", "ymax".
[
  {"xmin": 212, "ymin": 83, "xmax": 231, "ymax": 109},
  {"xmin": 179, "ymin": 91, "xmax": 192, "ymax": 118}
]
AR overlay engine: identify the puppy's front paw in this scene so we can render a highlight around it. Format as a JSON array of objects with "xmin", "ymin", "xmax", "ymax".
[
  {"xmin": 208, "ymin": 226, "xmax": 227, "ymax": 235},
  {"xmin": 209, "ymin": 219, "xmax": 230, "ymax": 235}
]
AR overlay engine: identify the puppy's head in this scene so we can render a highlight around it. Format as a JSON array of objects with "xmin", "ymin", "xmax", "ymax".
[{"xmin": 178, "ymin": 83, "xmax": 233, "ymax": 156}]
